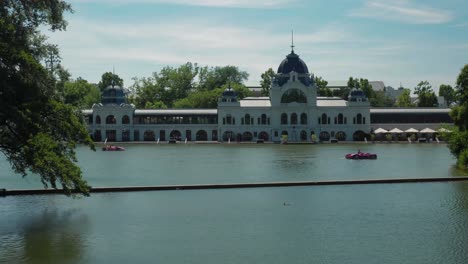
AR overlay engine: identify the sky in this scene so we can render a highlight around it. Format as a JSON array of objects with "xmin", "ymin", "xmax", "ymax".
[{"xmin": 45, "ymin": 0, "xmax": 468, "ymax": 92}]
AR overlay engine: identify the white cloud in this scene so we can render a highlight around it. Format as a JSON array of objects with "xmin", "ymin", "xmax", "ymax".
[
  {"xmin": 349, "ymin": 0, "xmax": 453, "ymax": 24},
  {"xmin": 73, "ymin": 0, "xmax": 297, "ymax": 8}
]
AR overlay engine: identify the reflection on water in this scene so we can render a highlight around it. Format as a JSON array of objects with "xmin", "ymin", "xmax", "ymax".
[
  {"xmin": 1, "ymin": 183, "xmax": 468, "ymax": 263},
  {"xmin": 0, "ymin": 198, "xmax": 89, "ymax": 264}
]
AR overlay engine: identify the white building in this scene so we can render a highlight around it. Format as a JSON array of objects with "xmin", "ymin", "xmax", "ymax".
[{"xmin": 84, "ymin": 48, "xmax": 451, "ymax": 143}]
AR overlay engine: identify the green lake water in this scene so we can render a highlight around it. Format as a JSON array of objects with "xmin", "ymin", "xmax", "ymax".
[{"xmin": 1, "ymin": 143, "xmax": 468, "ymax": 263}]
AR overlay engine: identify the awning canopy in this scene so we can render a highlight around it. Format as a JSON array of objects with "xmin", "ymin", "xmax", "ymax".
[
  {"xmin": 405, "ymin": 128, "xmax": 419, "ymax": 133},
  {"xmin": 420, "ymin": 128, "xmax": 436, "ymax": 133},
  {"xmin": 389, "ymin": 128, "xmax": 403, "ymax": 133},
  {"xmin": 374, "ymin": 128, "xmax": 388, "ymax": 134}
]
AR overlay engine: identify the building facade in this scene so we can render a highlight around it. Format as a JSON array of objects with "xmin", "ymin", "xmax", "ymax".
[{"xmin": 84, "ymin": 49, "xmax": 451, "ymax": 143}]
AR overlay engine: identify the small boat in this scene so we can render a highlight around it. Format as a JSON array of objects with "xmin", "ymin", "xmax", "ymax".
[
  {"xmin": 345, "ymin": 151, "xmax": 377, "ymax": 160},
  {"xmin": 102, "ymin": 145, "xmax": 125, "ymax": 151}
]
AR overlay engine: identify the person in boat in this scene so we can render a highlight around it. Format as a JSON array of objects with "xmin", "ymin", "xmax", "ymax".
[{"xmin": 358, "ymin": 149, "xmax": 361, "ymax": 153}]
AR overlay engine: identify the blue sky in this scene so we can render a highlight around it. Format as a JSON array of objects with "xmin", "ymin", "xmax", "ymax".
[{"xmin": 46, "ymin": 0, "xmax": 468, "ymax": 91}]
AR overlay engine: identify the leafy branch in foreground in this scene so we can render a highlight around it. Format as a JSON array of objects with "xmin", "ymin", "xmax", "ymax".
[{"xmin": 1, "ymin": 0, "xmax": 94, "ymax": 195}]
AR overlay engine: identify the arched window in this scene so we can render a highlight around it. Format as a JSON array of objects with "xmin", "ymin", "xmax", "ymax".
[
  {"xmin": 95, "ymin": 115, "xmax": 101, "ymax": 124},
  {"xmin": 245, "ymin": 114, "xmax": 251, "ymax": 125},
  {"xmin": 281, "ymin": 113, "xmax": 288, "ymax": 125},
  {"xmin": 281, "ymin": 89, "xmax": 307, "ymax": 103},
  {"xmin": 357, "ymin": 113, "xmax": 362, "ymax": 124},
  {"xmin": 291, "ymin": 113, "xmax": 298, "ymax": 125},
  {"xmin": 338, "ymin": 113, "xmax": 344, "ymax": 124},
  {"xmin": 261, "ymin": 114, "xmax": 267, "ymax": 125},
  {"xmin": 300, "ymin": 113, "xmax": 307, "ymax": 125},
  {"xmin": 321, "ymin": 113, "xmax": 328, "ymax": 125},
  {"xmin": 106, "ymin": 115, "xmax": 116, "ymax": 124},
  {"xmin": 122, "ymin": 115, "xmax": 130, "ymax": 124}
]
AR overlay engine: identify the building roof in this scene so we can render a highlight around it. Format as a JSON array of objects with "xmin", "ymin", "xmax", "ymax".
[
  {"xmin": 369, "ymin": 81, "xmax": 385, "ymax": 91},
  {"xmin": 134, "ymin": 109, "xmax": 217, "ymax": 115},
  {"xmin": 370, "ymin": 108, "xmax": 451, "ymax": 114},
  {"xmin": 239, "ymin": 97, "xmax": 271, "ymax": 107},
  {"xmin": 326, "ymin": 81, "xmax": 348, "ymax": 88},
  {"xmin": 317, "ymin": 98, "xmax": 348, "ymax": 107},
  {"xmin": 277, "ymin": 51, "xmax": 309, "ymax": 75}
]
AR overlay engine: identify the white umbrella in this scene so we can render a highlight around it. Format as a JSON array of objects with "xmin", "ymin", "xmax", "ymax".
[
  {"xmin": 420, "ymin": 128, "xmax": 436, "ymax": 133},
  {"xmin": 405, "ymin": 128, "xmax": 419, "ymax": 133},
  {"xmin": 437, "ymin": 128, "xmax": 451, "ymax": 133},
  {"xmin": 389, "ymin": 128, "xmax": 403, "ymax": 133},
  {"xmin": 374, "ymin": 128, "xmax": 388, "ymax": 134}
]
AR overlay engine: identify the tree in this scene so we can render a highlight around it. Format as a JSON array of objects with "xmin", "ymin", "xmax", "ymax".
[
  {"xmin": 98, "ymin": 72, "xmax": 123, "ymax": 91},
  {"xmin": 413, "ymin": 81, "xmax": 438, "ymax": 107},
  {"xmin": 0, "ymin": 1, "xmax": 94, "ymax": 195},
  {"xmin": 315, "ymin": 76, "xmax": 332, "ymax": 97},
  {"xmin": 63, "ymin": 77, "xmax": 100, "ymax": 108},
  {"xmin": 439, "ymin": 84, "xmax": 455, "ymax": 106},
  {"xmin": 395, "ymin": 88, "xmax": 415, "ymax": 107},
  {"xmin": 370, "ymin": 90, "xmax": 395, "ymax": 107},
  {"xmin": 198, "ymin": 65, "xmax": 249, "ymax": 91},
  {"xmin": 359, "ymin": 78, "xmax": 374, "ymax": 99},
  {"xmin": 133, "ymin": 63, "xmax": 249, "ymax": 108},
  {"xmin": 447, "ymin": 65, "xmax": 468, "ymax": 169},
  {"xmin": 260, "ymin": 68, "xmax": 275, "ymax": 96},
  {"xmin": 173, "ymin": 88, "xmax": 224, "ymax": 109}
]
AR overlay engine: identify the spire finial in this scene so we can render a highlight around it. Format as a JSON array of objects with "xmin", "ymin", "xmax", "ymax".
[
  {"xmin": 112, "ymin": 65, "xmax": 115, "ymax": 88},
  {"xmin": 291, "ymin": 30, "xmax": 295, "ymax": 52}
]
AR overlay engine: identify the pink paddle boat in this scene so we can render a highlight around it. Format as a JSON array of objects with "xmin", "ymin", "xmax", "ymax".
[
  {"xmin": 102, "ymin": 145, "xmax": 125, "ymax": 151},
  {"xmin": 345, "ymin": 151, "xmax": 377, "ymax": 160}
]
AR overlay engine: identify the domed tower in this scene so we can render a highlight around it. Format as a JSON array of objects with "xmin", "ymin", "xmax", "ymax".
[
  {"xmin": 101, "ymin": 84, "xmax": 127, "ymax": 105},
  {"xmin": 347, "ymin": 88, "xmax": 370, "ymax": 106},
  {"xmin": 276, "ymin": 50, "xmax": 312, "ymax": 86},
  {"xmin": 270, "ymin": 43, "xmax": 316, "ymax": 107},
  {"xmin": 218, "ymin": 87, "xmax": 240, "ymax": 106}
]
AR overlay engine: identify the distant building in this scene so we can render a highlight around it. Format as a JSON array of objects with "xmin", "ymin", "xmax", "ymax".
[{"xmin": 83, "ymin": 49, "xmax": 452, "ymax": 142}]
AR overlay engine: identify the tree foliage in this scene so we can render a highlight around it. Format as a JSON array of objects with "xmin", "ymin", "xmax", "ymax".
[
  {"xmin": 133, "ymin": 63, "xmax": 249, "ymax": 108},
  {"xmin": 395, "ymin": 88, "xmax": 415, "ymax": 107},
  {"xmin": 447, "ymin": 65, "xmax": 468, "ymax": 169},
  {"xmin": 63, "ymin": 77, "xmax": 100, "ymax": 108},
  {"xmin": 98, "ymin": 72, "xmax": 123, "ymax": 91},
  {"xmin": 260, "ymin": 68, "xmax": 275, "ymax": 96},
  {"xmin": 413, "ymin": 81, "xmax": 438, "ymax": 107},
  {"xmin": 439, "ymin": 84, "xmax": 455, "ymax": 106},
  {"xmin": 315, "ymin": 76, "xmax": 331, "ymax": 97},
  {"xmin": 0, "ymin": 0, "xmax": 94, "ymax": 195}
]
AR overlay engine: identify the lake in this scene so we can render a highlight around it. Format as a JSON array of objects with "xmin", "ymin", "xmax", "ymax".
[{"xmin": 1, "ymin": 143, "xmax": 468, "ymax": 263}]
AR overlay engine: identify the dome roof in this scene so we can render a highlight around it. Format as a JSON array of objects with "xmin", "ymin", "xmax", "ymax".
[
  {"xmin": 101, "ymin": 85, "xmax": 127, "ymax": 105},
  {"xmin": 349, "ymin": 88, "xmax": 365, "ymax": 97},
  {"xmin": 222, "ymin": 88, "xmax": 237, "ymax": 97},
  {"xmin": 348, "ymin": 88, "xmax": 368, "ymax": 102},
  {"xmin": 277, "ymin": 51, "xmax": 309, "ymax": 74}
]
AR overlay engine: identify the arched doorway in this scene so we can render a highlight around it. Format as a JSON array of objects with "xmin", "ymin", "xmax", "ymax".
[
  {"xmin": 196, "ymin": 130, "xmax": 208, "ymax": 141},
  {"xmin": 319, "ymin": 131, "xmax": 330, "ymax": 141},
  {"xmin": 223, "ymin": 131, "xmax": 234, "ymax": 141},
  {"xmin": 242, "ymin": 132, "xmax": 253, "ymax": 141},
  {"xmin": 144, "ymin": 130, "xmax": 155, "ymax": 141},
  {"xmin": 170, "ymin": 130, "xmax": 182, "ymax": 140},
  {"xmin": 353, "ymin": 130, "xmax": 367, "ymax": 141},
  {"xmin": 258, "ymin": 131, "xmax": 269, "ymax": 141},
  {"xmin": 335, "ymin": 131, "xmax": 346, "ymax": 141}
]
